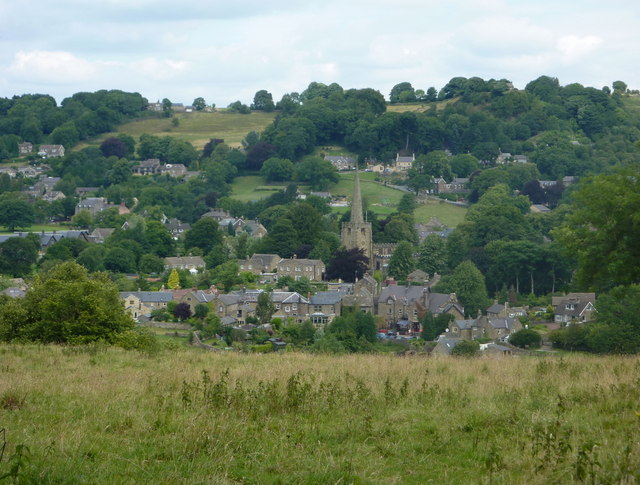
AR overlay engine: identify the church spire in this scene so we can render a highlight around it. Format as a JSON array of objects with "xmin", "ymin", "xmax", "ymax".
[{"xmin": 350, "ymin": 168, "xmax": 364, "ymax": 223}]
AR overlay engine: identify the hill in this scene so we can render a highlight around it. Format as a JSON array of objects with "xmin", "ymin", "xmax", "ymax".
[
  {"xmin": 1, "ymin": 344, "xmax": 637, "ymax": 483},
  {"xmin": 81, "ymin": 110, "xmax": 276, "ymax": 151}
]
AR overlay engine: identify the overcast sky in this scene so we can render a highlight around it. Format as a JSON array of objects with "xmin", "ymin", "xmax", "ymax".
[{"xmin": 1, "ymin": 0, "xmax": 638, "ymax": 107}]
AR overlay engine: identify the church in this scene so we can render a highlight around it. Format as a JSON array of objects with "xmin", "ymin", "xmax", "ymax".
[{"xmin": 340, "ymin": 170, "xmax": 397, "ymax": 273}]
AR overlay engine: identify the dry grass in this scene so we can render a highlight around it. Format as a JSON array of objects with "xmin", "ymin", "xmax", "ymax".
[
  {"xmin": 1, "ymin": 345, "xmax": 639, "ymax": 483},
  {"xmin": 78, "ymin": 110, "xmax": 276, "ymax": 151}
]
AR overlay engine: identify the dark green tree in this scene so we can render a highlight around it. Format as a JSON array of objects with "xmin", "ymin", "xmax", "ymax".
[
  {"xmin": 388, "ymin": 241, "xmax": 416, "ymax": 280},
  {"xmin": 0, "ymin": 198, "xmax": 35, "ymax": 231},
  {"xmin": 554, "ymin": 168, "xmax": 640, "ymax": 291},
  {"xmin": 256, "ymin": 291, "xmax": 276, "ymax": 325},
  {"xmin": 252, "ymin": 90, "xmax": 275, "ymax": 111},
  {"xmin": 509, "ymin": 328, "xmax": 542, "ymax": 349},
  {"xmin": 435, "ymin": 261, "xmax": 490, "ymax": 317},
  {"xmin": 0, "ymin": 236, "xmax": 39, "ymax": 277},
  {"xmin": 184, "ymin": 218, "xmax": 223, "ymax": 254},
  {"xmin": 417, "ymin": 234, "xmax": 448, "ymax": 276},
  {"xmin": 0, "ymin": 261, "xmax": 134, "ymax": 343},
  {"xmin": 192, "ymin": 97, "xmax": 206, "ymax": 111}
]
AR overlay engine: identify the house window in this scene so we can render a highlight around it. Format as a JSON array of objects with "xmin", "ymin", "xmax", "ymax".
[
  {"xmin": 314, "ymin": 305, "xmax": 322, "ymax": 312},
  {"xmin": 285, "ymin": 306, "xmax": 290, "ymax": 312},
  {"xmin": 292, "ymin": 304, "xmax": 297, "ymax": 310},
  {"xmin": 295, "ymin": 266, "xmax": 301, "ymax": 272},
  {"xmin": 219, "ymin": 306, "xmax": 223, "ymax": 313},
  {"xmin": 276, "ymin": 304, "xmax": 281, "ymax": 309},
  {"xmin": 387, "ymin": 308, "xmax": 392, "ymax": 314}
]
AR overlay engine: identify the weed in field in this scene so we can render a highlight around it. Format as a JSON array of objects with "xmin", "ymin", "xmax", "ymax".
[{"xmin": 0, "ymin": 391, "xmax": 25, "ymax": 411}]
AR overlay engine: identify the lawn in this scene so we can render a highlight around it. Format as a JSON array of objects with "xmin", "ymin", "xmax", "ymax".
[
  {"xmin": 80, "ymin": 110, "xmax": 276, "ymax": 151},
  {"xmin": 229, "ymin": 172, "xmax": 467, "ymax": 226},
  {"xmin": 334, "ymin": 172, "xmax": 467, "ymax": 226},
  {"xmin": 0, "ymin": 224, "xmax": 71, "ymax": 235},
  {"xmin": 1, "ymin": 345, "xmax": 638, "ymax": 484},
  {"xmin": 230, "ymin": 175, "xmax": 290, "ymax": 202}
]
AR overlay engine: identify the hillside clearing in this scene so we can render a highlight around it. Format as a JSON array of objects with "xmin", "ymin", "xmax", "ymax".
[{"xmin": 79, "ymin": 110, "xmax": 276, "ymax": 151}]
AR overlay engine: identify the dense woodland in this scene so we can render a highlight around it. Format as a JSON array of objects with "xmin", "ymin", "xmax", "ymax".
[{"xmin": 1, "ymin": 76, "xmax": 640, "ymax": 352}]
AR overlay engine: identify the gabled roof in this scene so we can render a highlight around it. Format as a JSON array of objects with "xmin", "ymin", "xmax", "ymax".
[
  {"xmin": 120, "ymin": 291, "xmax": 173, "ymax": 303},
  {"xmin": 378, "ymin": 285, "xmax": 426, "ymax": 304},
  {"xmin": 216, "ymin": 294, "xmax": 242, "ymax": 306},
  {"xmin": 486, "ymin": 303, "xmax": 505, "ymax": 315},
  {"xmin": 310, "ymin": 291, "xmax": 343, "ymax": 305},
  {"xmin": 488, "ymin": 318, "xmax": 518, "ymax": 330},
  {"xmin": 454, "ymin": 319, "xmax": 476, "ymax": 330}
]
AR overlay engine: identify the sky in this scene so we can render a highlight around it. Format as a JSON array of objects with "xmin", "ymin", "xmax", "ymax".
[{"xmin": 1, "ymin": 0, "xmax": 639, "ymax": 107}]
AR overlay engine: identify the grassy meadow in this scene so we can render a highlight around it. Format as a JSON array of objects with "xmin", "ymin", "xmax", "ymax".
[
  {"xmin": 81, "ymin": 110, "xmax": 276, "ymax": 151},
  {"xmin": 230, "ymin": 172, "xmax": 467, "ymax": 226},
  {"xmin": 1, "ymin": 344, "xmax": 638, "ymax": 484}
]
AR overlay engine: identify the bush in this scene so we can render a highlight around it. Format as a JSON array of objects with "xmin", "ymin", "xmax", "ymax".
[
  {"xmin": 115, "ymin": 327, "xmax": 161, "ymax": 355},
  {"xmin": 451, "ymin": 339, "xmax": 480, "ymax": 356},
  {"xmin": 509, "ymin": 328, "xmax": 542, "ymax": 349}
]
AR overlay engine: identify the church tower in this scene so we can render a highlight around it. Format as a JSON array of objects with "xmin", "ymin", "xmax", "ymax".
[{"xmin": 341, "ymin": 169, "xmax": 373, "ymax": 268}]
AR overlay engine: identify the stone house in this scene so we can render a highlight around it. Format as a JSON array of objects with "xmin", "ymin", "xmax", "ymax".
[
  {"xmin": 242, "ymin": 220, "xmax": 268, "ymax": 238},
  {"xmin": 132, "ymin": 159, "xmax": 161, "ymax": 175},
  {"xmin": 211, "ymin": 293, "xmax": 245, "ymax": 321},
  {"xmin": 75, "ymin": 197, "xmax": 115, "ymax": 216},
  {"xmin": 88, "ymin": 228, "xmax": 115, "ymax": 244},
  {"xmin": 377, "ymin": 285, "xmax": 464, "ymax": 327},
  {"xmin": 238, "ymin": 254, "xmax": 281, "ymax": 276},
  {"xmin": 448, "ymin": 316, "xmax": 522, "ymax": 341},
  {"xmin": 394, "ymin": 153, "xmax": 415, "ymax": 172},
  {"xmin": 277, "ymin": 257, "xmax": 325, "ymax": 281},
  {"xmin": 163, "ymin": 218, "xmax": 191, "ymax": 240},
  {"xmin": 163, "ymin": 256, "xmax": 206, "ymax": 272},
  {"xmin": 120, "ymin": 290, "xmax": 173, "ymax": 320},
  {"xmin": 309, "ymin": 291, "xmax": 343, "ymax": 325},
  {"xmin": 37, "ymin": 144, "xmax": 65, "ymax": 158},
  {"xmin": 324, "ymin": 155, "xmax": 356, "ymax": 171},
  {"xmin": 486, "ymin": 301, "xmax": 527, "ymax": 319},
  {"xmin": 433, "ymin": 177, "xmax": 469, "ymax": 194},
  {"xmin": 552, "ymin": 293, "xmax": 597, "ymax": 324},
  {"xmin": 159, "ymin": 163, "xmax": 187, "ymax": 177},
  {"xmin": 177, "ymin": 289, "xmax": 218, "ymax": 312},
  {"xmin": 201, "ymin": 208, "xmax": 231, "ymax": 221},
  {"xmin": 18, "ymin": 142, "xmax": 33, "ymax": 155},
  {"xmin": 406, "ymin": 269, "xmax": 429, "ymax": 284},
  {"xmin": 340, "ymin": 275, "xmax": 377, "ymax": 314}
]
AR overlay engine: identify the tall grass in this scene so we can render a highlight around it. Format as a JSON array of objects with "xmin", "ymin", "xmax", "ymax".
[{"xmin": 1, "ymin": 345, "xmax": 638, "ymax": 483}]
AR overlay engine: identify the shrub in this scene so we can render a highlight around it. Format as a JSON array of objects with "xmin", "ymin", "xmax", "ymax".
[
  {"xmin": 509, "ymin": 328, "xmax": 542, "ymax": 349},
  {"xmin": 451, "ymin": 339, "xmax": 480, "ymax": 356}
]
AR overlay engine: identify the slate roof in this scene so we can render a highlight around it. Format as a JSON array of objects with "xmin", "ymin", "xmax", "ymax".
[
  {"xmin": 488, "ymin": 318, "xmax": 519, "ymax": 330},
  {"xmin": 378, "ymin": 285, "xmax": 426, "ymax": 304},
  {"xmin": 310, "ymin": 291, "xmax": 344, "ymax": 305},
  {"xmin": 120, "ymin": 291, "xmax": 173, "ymax": 303}
]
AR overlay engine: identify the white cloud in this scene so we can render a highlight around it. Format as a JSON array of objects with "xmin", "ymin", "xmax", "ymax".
[
  {"xmin": 8, "ymin": 50, "xmax": 96, "ymax": 83},
  {"xmin": 129, "ymin": 58, "xmax": 190, "ymax": 80},
  {"xmin": 556, "ymin": 35, "xmax": 603, "ymax": 63}
]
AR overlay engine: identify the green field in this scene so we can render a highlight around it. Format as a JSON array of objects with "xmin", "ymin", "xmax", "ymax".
[
  {"xmin": 0, "ymin": 224, "xmax": 70, "ymax": 236},
  {"xmin": 82, "ymin": 110, "xmax": 276, "ymax": 151},
  {"xmin": 230, "ymin": 175, "xmax": 289, "ymax": 202},
  {"xmin": 230, "ymin": 172, "xmax": 467, "ymax": 226},
  {"xmin": 1, "ymin": 345, "xmax": 638, "ymax": 484}
]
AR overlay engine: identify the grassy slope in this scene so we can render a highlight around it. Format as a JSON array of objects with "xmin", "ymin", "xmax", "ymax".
[
  {"xmin": 231, "ymin": 171, "xmax": 467, "ymax": 226},
  {"xmin": 81, "ymin": 110, "xmax": 276, "ymax": 151},
  {"xmin": 1, "ymin": 345, "xmax": 638, "ymax": 484}
]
